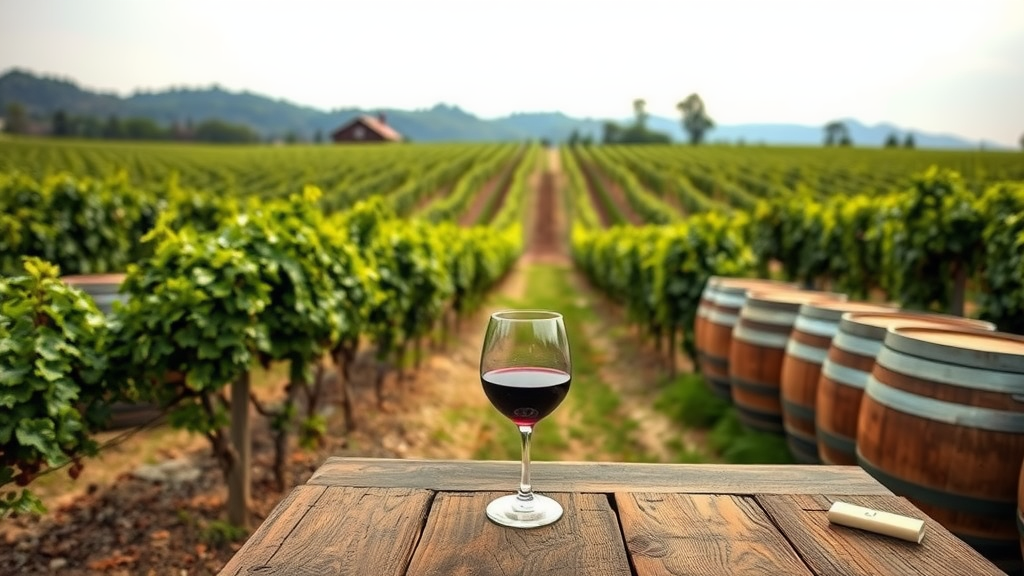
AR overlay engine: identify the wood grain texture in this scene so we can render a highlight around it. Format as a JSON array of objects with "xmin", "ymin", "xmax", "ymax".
[
  {"xmin": 615, "ymin": 492, "xmax": 813, "ymax": 576},
  {"xmin": 308, "ymin": 458, "xmax": 893, "ymax": 495},
  {"xmin": 219, "ymin": 485, "xmax": 327, "ymax": 575},
  {"xmin": 756, "ymin": 494, "xmax": 1006, "ymax": 576},
  {"xmin": 222, "ymin": 486, "xmax": 432, "ymax": 576},
  {"xmin": 405, "ymin": 491, "xmax": 631, "ymax": 576}
]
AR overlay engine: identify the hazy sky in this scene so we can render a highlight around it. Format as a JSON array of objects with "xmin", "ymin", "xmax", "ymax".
[{"xmin": 1, "ymin": 0, "xmax": 1022, "ymax": 145}]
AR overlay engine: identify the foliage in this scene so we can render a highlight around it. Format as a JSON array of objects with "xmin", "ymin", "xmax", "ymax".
[
  {"xmin": 0, "ymin": 172, "xmax": 161, "ymax": 275},
  {"xmin": 880, "ymin": 166, "xmax": 983, "ymax": 312},
  {"xmin": 654, "ymin": 374, "xmax": 729, "ymax": 428},
  {"xmin": 0, "ymin": 258, "xmax": 120, "ymax": 516},
  {"xmin": 572, "ymin": 209, "xmax": 754, "ymax": 364},
  {"xmin": 709, "ymin": 412, "xmax": 795, "ymax": 464},
  {"xmin": 975, "ymin": 181, "xmax": 1024, "ymax": 333},
  {"xmin": 677, "ymin": 94, "xmax": 714, "ymax": 145},
  {"xmin": 110, "ymin": 222, "xmax": 270, "ymax": 475}
]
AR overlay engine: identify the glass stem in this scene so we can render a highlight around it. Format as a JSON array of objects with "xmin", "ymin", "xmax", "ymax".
[{"xmin": 517, "ymin": 425, "xmax": 534, "ymax": 507}]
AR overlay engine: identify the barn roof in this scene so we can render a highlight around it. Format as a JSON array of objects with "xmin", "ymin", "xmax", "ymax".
[{"xmin": 332, "ymin": 114, "xmax": 402, "ymax": 142}]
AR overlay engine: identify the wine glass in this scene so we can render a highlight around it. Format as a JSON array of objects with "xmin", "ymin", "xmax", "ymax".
[{"xmin": 480, "ymin": 310, "xmax": 572, "ymax": 528}]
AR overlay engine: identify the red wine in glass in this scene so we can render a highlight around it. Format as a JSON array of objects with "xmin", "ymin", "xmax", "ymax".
[
  {"xmin": 481, "ymin": 367, "xmax": 571, "ymax": 426},
  {"xmin": 479, "ymin": 310, "xmax": 571, "ymax": 529}
]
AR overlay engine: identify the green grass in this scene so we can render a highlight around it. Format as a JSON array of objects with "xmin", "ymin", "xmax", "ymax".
[
  {"xmin": 655, "ymin": 373, "xmax": 730, "ymax": 428},
  {"xmin": 708, "ymin": 411, "xmax": 795, "ymax": 464}
]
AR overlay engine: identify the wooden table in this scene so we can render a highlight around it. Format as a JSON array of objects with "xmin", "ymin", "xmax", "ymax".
[{"xmin": 219, "ymin": 457, "xmax": 1005, "ymax": 575}]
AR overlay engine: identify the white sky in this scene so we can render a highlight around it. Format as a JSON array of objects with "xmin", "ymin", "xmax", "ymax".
[{"xmin": 1, "ymin": 0, "xmax": 1022, "ymax": 145}]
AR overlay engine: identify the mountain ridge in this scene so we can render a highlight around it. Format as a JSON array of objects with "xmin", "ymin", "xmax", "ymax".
[{"xmin": 0, "ymin": 68, "xmax": 1009, "ymax": 149}]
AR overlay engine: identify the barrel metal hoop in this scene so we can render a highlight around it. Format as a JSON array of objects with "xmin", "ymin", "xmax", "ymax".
[
  {"xmin": 733, "ymin": 325, "xmax": 789, "ymax": 349},
  {"xmin": 865, "ymin": 376, "xmax": 1024, "ymax": 433},
  {"xmin": 708, "ymin": 310, "xmax": 739, "ymax": 326},
  {"xmin": 736, "ymin": 409, "xmax": 784, "ymax": 433},
  {"xmin": 876, "ymin": 346, "xmax": 1024, "ymax": 394},
  {"xmin": 821, "ymin": 359, "xmax": 870, "ymax": 390},
  {"xmin": 741, "ymin": 306, "xmax": 798, "ymax": 326},
  {"xmin": 794, "ymin": 315, "xmax": 840, "ymax": 338},
  {"xmin": 702, "ymin": 354, "xmax": 728, "ymax": 368},
  {"xmin": 857, "ymin": 450, "xmax": 1014, "ymax": 518},
  {"xmin": 782, "ymin": 399, "xmax": 815, "ymax": 422},
  {"xmin": 784, "ymin": 429, "xmax": 821, "ymax": 464},
  {"xmin": 832, "ymin": 330, "xmax": 882, "ymax": 358},
  {"xmin": 731, "ymin": 376, "xmax": 779, "ymax": 397},
  {"xmin": 817, "ymin": 428, "xmax": 856, "ymax": 455},
  {"xmin": 785, "ymin": 339, "xmax": 828, "ymax": 365}
]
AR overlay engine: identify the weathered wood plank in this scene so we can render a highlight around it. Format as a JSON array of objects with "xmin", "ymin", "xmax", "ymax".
[
  {"xmin": 222, "ymin": 486, "xmax": 432, "ymax": 576},
  {"xmin": 218, "ymin": 485, "xmax": 327, "ymax": 575},
  {"xmin": 405, "ymin": 491, "xmax": 631, "ymax": 576},
  {"xmin": 616, "ymin": 492, "xmax": 813, "ymax": 576},
  {"xmin": 756, "ymin": 494, "xmax": 1006, "ymax": 576},
  {"xmin": 309, "ymin": 458, "xmax": 893, "ymax": 495}
]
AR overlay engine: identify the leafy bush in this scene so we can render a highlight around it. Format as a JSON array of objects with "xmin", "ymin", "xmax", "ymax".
[
  {"xmin": 655, "ymin": 373, "xmax": 729, "ymax": 428},
  {"xmin": 1, "ymin": 258, "xmax": 121, "ymax": 515}
]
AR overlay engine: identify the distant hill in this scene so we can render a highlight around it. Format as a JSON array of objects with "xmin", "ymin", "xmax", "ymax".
[{"xmin": 0, "ymin": 68, "xmax": 1008, "ymax": 149}]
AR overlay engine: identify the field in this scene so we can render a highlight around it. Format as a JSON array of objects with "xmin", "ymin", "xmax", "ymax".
[{"xmin": 2, "ymin": 138, "xmax": 1024, "ymax": 574}]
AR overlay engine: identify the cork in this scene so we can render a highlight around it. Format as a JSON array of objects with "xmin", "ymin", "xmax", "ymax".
[{"xmin": 827, "ymin": 501, "xmax": 925, "ymax": 543}]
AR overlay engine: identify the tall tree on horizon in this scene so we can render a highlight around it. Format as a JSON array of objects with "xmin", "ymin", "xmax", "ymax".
[
  {"xmin": 676, "ymin": 93, "xmax": 714, "ymax": 145},
  {"xmin": 4, "ymin": 102, "xmax": 29, "ymax": 134},
  {"xmin": 823, "ymin": 121, "xmax": 850, "ymax": 147},
  {"xmin": 633, "ymin": 98, "xmax": 648, "ymax": 131}
]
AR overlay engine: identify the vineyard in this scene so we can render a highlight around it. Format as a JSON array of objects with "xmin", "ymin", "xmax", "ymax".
[{"xmin": 3, "ymin": 137, "xmax": 1024, "ymax": 573}]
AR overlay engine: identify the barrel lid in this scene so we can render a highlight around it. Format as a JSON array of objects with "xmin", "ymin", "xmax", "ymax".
[
  {"xmin": 840, "ymin": 311, "xmax": 996, "ymax": 340},
  {"xmin": 746, "ymin": 288, "xmax": 847, "ymax": 311},
  {"xmin": 62, "ymin": 274, "xmax": 127, "ymax": 284},
  {"xmin": 62, "ymin": 274, "xmax": 126, "ymax": 295},
  {"xmin": 798, "ymin": 300, "xmax": 897, "ymax": 322},
  {"xmin": 884, "ymin": 326, "xmax": 1024, "ymax": 373},
  {"xmin": 716, "ymin": 277, "xmax": 796, "ymax": 289}
]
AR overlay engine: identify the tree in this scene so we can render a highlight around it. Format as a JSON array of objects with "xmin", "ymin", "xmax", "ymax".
[
  {"xmin": 51, "ymin": 110, "xmax": 70, "ymax": 137},
  {"xmin": 313, "ymin": 129, "xmax": 324, "ymax": 144},
  {"xmin": 633, "ymin": 98, "xmax": 648, "ymax": 131},
  {"xmin": 602, "ymin": 121, "xmax": 622, "ymax": 144},
  {"xmin": 884, "ymin": 132, "xmax": 899, "ymax": 148},
  {"xmin": 903, "ymin": 133, "xmax": 916, "ymax": 149},
  {"xmin": 823, "ymin": 121, "xmax": 850, "ymax": 147},
  {"xmin": 567, "ymin": 129, "xmax": 581, "ymax": 146},
  {"xmin": 676, "ymin": 93, "xmax": 714, "ymax": 145},
  {"xmin": 102, "ymin": 115, "xmax": 123, "ymax": 139},
  {"xmin": 1019, "ymin": 132, "xmax": 1023, "ymax": 150},
  {"xmin": 4, "ymin": 102, "xmax": 29, "ymax": 134}
]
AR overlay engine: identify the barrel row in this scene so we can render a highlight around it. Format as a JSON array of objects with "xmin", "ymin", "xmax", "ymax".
[{"xmin": 696, "ymin": 275, "xmax": 1024, "ymax": 571}]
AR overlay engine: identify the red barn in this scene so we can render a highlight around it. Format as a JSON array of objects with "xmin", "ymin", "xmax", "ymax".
[{"xmin": 331, "ymin": 113, "xmax": 402, "ymax": 143}]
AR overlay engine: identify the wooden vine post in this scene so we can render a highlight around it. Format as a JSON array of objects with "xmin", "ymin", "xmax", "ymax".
[{"xmin": 229, "ymin": 372, "xmax": 251, "ymax": 528}]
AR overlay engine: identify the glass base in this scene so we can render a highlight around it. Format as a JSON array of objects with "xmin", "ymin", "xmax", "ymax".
[{"xmin": 486, "ymin": 494, "xmax": 563, "ymax": 528}]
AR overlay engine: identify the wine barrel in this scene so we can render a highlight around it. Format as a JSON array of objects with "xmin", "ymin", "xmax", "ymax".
[
  {"xmin": 1019, "ymin": 458, "xmax": 1024, "ymax": 562},
  {"xmin": 702, "ymin": 279, "xmax": 797, "ymax": 400},
  {"xmin": 694, "ymin": 276, "xmax": 720, "ymax": 373},
  {"xmin": 62, "ymin": 273, "xmax": 127, "ymax": 314},
  {"xmin": 62, "ymin": 273, "xmax": 164, "ymax": 431},
  {"xmin": 729, "ymin": 289, "xmax": 846, "ymax": 433},
  {"xmin": 816, "ymin": 312, "xmax": 996, "ymax": 466},
  {"xmin": 857, "ymin": 326, "xmax": 1024, "ymax": 571},
  {"xmin": 779, "ymin": 300, "xmax": 896, "ymax": 463}
]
